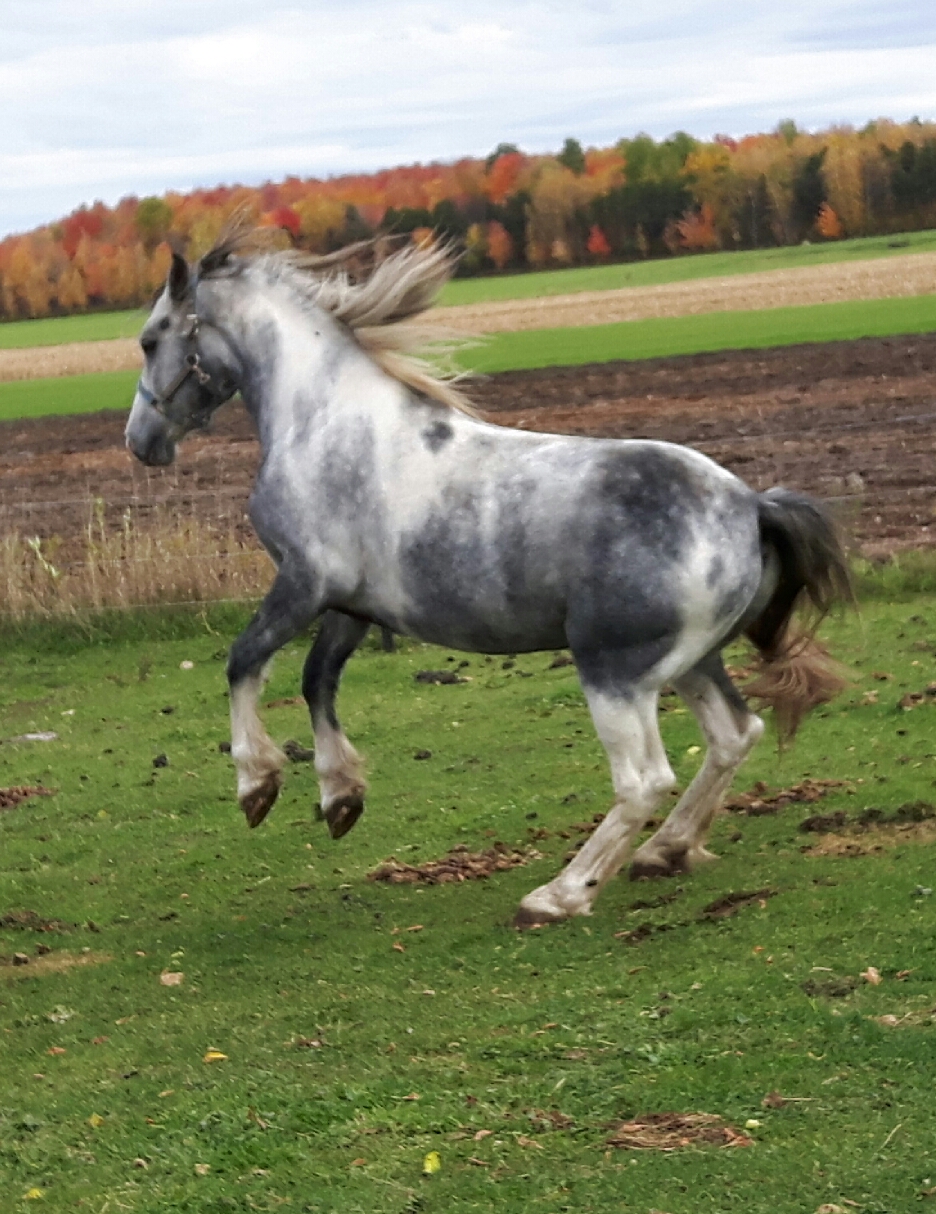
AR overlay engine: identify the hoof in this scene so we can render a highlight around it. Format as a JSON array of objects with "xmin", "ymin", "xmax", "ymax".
[
  {"xmin": 629, "ymin": 848, "xmax": 689, "ymax": 880},
  {"xmin": 512, "ymin": 904, "xmax": 567, "ymax": 930},
  {"xmin": 323, "ymin": 793, "xmax": 364, "ymax": 840},
  {"xmin": 240, "ymin": 772, "xmax": 282, "ymax": 829}
]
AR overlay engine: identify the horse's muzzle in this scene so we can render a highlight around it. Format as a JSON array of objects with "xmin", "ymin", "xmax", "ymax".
[{"xmin": 125, "ymin": 431, "xmax": 176, "ymax": 467}]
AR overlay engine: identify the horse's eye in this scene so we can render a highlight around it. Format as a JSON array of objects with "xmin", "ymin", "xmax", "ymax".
[{"xmin": 141, "ymin": 337, "xmax": 158, "ymax": 356}]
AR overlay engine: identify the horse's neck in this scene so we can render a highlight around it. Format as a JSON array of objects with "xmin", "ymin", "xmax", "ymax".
[{"xmin": 214, "ymin": 288, "xmax": 365, "ymax": 446}]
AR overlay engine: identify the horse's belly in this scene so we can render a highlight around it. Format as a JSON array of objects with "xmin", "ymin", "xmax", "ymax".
[{"xmin": 401, "ymin": 611, "xmax": 568, "ymax": 655}]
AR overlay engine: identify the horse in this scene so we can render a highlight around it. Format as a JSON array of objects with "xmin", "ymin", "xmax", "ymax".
[{"xmin": 125, "ymin": 230, "xmax": 851, "ymax": 928}]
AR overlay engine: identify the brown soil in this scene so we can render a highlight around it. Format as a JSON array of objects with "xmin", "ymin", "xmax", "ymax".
[
  {"xmin": 606, "ymin": 1112, "xmax": 753, "ymax": 1151},
  {"xmin": 368, "ymin": 842, "xmax": 538, "ymax": 885},
  {"xmin": 0, "ymin": 785, "xmax": 56, "ymax": 810},
  {"xmin": 802, "ymin": 819, "xmax": 936, "ymax": 855},
  {"xmin": 724, "ymin": 778, "xmax": 849, "ymax": 816},
  {"xmin": 3, "ymin": 332, "xmax": 936, "ymax": 558},
  {"xmin": 0, "ymin": 950, "xmax": 110, "ymax": 979}
]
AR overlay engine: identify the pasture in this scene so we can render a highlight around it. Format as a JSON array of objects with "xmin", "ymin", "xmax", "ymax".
[
  {"xmin": 1, "ymin": 228, "xmax": 935, "ymax": 354},
  {"xmin": 4, "ymin": 292, "xmax": 936, "ymax": 420},
  {"xmin": 441, "ymin": 227, "xmax": 936, "ymax": 306},
  {"xmin": 1, "ymin": 600, "xmax": 935, "ymax": 1213},
  {"xmin": 0, "ymin": 312, "xmax": 145, "ymax": 351}
]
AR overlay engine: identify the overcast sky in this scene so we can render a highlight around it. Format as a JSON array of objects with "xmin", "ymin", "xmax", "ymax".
[{"xmin": 1, "ymin": 0, "xmax": 934, "ymax": 239}]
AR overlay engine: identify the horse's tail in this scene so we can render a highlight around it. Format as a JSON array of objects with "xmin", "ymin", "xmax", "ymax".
[{"xmin": 743, "ymin": 487, "xmax": 853, "ymax": 744}]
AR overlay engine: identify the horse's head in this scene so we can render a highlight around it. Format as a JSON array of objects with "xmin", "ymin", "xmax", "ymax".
[{"xmin": 125, "ymin": 252, "xmax": 240, "ymax": 466}]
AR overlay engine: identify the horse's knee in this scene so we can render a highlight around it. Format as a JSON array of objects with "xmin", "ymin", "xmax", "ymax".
[{"xmin": 709, "ymin": 712, "xmax": 763, "ymax": 770}]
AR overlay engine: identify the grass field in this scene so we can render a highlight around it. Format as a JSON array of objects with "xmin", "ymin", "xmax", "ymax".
[
  {"xmin": 441, "ymin": 228, "xmax": 936, "ymax": 307},
  {"xmin": 0, "ymin": 369, "xmax": 139, "ymax": 420},
  {"xmin": 465, "ymin": 292, "xmax": 936, "ymax": 374},
  {"xmin": 0, "ymin": 311, "xmax": 145, "ymax": 351},
  {"xmin": 2, "ymin": 229, "xmax": 936, "ymax": 351},
  {"xmin": 2, "ymin": 291, "xmax": 934, "ymax": 422},
  {"xmin": 1, "ymin": 598, "xmax": 935, "ymax": 1212}
]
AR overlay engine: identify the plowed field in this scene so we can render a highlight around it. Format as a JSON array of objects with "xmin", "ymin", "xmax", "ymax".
[{"xmin": 2, "ymin": 332, "xmax": 935, "ymax": 560}]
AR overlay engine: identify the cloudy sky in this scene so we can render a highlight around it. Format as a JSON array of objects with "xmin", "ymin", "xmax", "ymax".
[{"xmin": 1, "ymin": 0, "xmax": 934, "ymax": 239}]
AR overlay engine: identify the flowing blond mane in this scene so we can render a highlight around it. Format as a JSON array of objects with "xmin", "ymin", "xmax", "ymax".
[{"xmin": 198, "ymin": 228, "xmax": 476, "ymax": 415}]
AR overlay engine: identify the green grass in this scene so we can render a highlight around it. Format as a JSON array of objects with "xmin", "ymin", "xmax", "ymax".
[
  {"xmin": 0, "ymin": 370, "xmax": 138, "ymax": 421},
  {"xmin": 465, "ymin": 293, "xmax": 936, "ymax": 374},
  {"xmin": 1, "ymin": 599, "xmax": 935, "ymax": 1212},
  {"xmin": 439, "ymin": 228, "xmax": 936, "ymax": 306},
  {"xmin": 0, "ymin": 311, "xmax": 145, "ymax": 350},
  {"xmin": 3, "ymin": 229, "xmax": 936, "ymax": 351},
  {"xmin": 4, "ymin": 293, "xmax": 936, "ymax": 421}
]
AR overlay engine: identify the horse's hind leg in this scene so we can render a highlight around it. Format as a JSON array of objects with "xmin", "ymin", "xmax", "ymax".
[
  {"xmin": 630, "ymin": 654, "xmax": 763, "ymax": 879},
  {"xmin": 228, "ymin": 568, "xmax": 320, "ymax": 828},
  {"xmin": 515, "ymin": 682, "xmax": 676, "ymax": 927},
  {"xmin": 302, "ymin": 611, "xmax": 370, "ymax": 839}
]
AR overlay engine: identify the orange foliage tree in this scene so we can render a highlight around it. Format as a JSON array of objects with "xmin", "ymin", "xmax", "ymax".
[{"xmin": 4, "ymin": 119, "xmax": 936, "ymax": 319}]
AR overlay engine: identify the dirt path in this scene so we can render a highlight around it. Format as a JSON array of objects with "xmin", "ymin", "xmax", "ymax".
[
  {"xmin": 3, "ymin": 250, "xmax": 936, "ymax": 383},
  {"xmin": 3, "ymin": 332, "xmax": 935, "ymax": 560}
]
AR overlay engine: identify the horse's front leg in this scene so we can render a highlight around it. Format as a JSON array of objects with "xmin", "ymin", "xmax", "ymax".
[
  {"xmin": 302, "ymin": 611, "xmax": 370, "ymax": 839},
  {"xmin": 228, "ymin": 568, "xmax": 321, "ymax": 828}
]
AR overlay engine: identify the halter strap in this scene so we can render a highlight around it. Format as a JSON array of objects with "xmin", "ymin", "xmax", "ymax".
[{"xmin": 137, "ymin": 311, "xmax": 233, "ymax": 430}]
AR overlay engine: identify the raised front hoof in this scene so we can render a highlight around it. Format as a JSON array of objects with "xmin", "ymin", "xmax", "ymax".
[
  {"xmin": 512, "ymin": 904, "xmax": 568, "ymax": 930},
  {"xmin": 240, "ymin": 772, "xmax": 282, "ymax": 829},
  {"xmin": 629, "ymin": 848, "xmax": 690, "ymax": 881},
  {"xmin": 323, "ymin": 793, "xmax": 365, "ymax": 840}
]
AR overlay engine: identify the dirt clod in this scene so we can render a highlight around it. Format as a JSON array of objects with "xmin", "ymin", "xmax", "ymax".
[
  {"xmin": 414, "ymin": 670, "xmax": 467, "ymax": 685},
  {"xmin": 0, "ymin": 910, "xmax": 71, "ymax": 932},
  {"xmin": 700, "ymin": 888, "xmax": 777, "ymax": 919},
  {"xmin": 0, "ymin": 786, "xmax": 56, "ymax": 810},
  {"xmin": 283, "ymin": 739, "xmax": 315, "ymax": 762},
  {"xmin": 726, "ymin": 779, "xmax": 846, "ymax": 816},
  {"xmin": 368, "ymin": 843, "xmax": 539, "ymax": 885},
  {"xmin": 606, "ymin": 1112, "xmax": 753, "ymax": 1151}
]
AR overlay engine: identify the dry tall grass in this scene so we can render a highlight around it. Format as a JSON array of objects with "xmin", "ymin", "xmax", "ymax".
[{"xmin": 0, "ymin": 498, "xmax": 272, "ymax": 621}]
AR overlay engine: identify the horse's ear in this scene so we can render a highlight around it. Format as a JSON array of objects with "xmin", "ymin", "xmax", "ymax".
[{"xmin": 168, "ymin": 252, "xmax": 191, "ymax": 302}]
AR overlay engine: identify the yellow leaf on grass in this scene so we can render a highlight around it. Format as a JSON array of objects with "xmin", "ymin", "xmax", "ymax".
[
  {"xmin": 88, "ymin": 1113, "xmax": 105, "ymax": 1128},
  {"xmin": 203, "ymin": 1049, "xmax": 228, "ymax": 1063},
  {"xmin": 860, "ymin": 966, "xmax": 883, "ymax": 986},
  {"xmin": 24, "ymin": 1190, "xmax": 44, "ymax": 1200},
  {"xmin": 422, "ymin": 1150, "xmax": 441, "ymax": 1174}
]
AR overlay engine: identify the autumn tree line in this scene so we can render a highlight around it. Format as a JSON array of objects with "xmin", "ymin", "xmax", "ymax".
[{"xmin": 2, "ymin": 118, "xmax": 936, "ymax": 320}]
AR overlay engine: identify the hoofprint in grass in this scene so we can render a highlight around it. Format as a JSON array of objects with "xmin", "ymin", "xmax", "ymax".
[{"xmin": 125, "ymin": 226, "xmax": 851, "ymax": 927}]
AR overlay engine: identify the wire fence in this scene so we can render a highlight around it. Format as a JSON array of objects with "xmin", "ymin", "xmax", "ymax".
[{"xmin": 2, "ymin": 403, "xmax": 935, "ymax": 618}]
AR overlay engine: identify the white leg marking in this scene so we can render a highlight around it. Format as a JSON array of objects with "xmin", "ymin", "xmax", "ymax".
[
  {"xmin": 517, "ymin": 689, "xmax": 675, "ymax": 923},
  {"xmin": 313, "ymin": 719, "xmax": 366, "ymax": 810},
  {"xmin": 631, "ymin": 671, "xmax": 763, "ymax": 875},
  {"xmin": 230, "ymin": 667, "xmax": 285, "ymax": 803}
]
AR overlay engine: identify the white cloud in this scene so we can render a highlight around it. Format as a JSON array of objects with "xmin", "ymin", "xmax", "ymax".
[{"xmin": 0, "ymin": 0, "xmax": 934, "ymax": 236}]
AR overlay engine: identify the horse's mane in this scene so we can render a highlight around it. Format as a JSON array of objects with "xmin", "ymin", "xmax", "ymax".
[{"xmin": 198, "ymin": 223, "xmax": 476, "ymax": 415}]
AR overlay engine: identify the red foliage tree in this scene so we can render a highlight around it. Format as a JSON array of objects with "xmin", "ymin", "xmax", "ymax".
[{"xmin": 586, "ymin": 224, "xmax": 611, "ymax": 259}]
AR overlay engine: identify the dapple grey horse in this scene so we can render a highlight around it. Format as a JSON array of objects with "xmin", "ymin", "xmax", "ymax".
[{"xmin": 125, "ymin": 231, "xmax": 850, "ymax": 927}]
